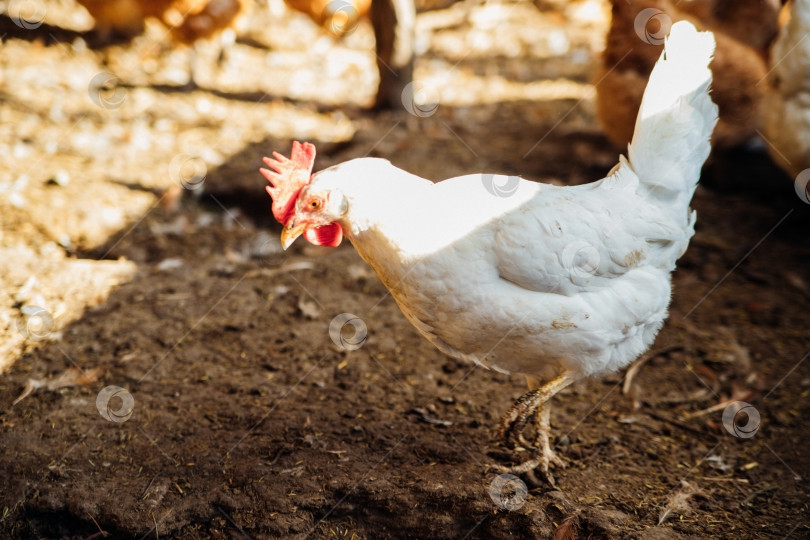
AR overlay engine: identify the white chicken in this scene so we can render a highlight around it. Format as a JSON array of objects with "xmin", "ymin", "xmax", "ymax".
[
  {"xmin": 763, "ymin": 0, "xmax": 810, "ymax": 178},
  {"xmin": 261, "ymin": 22, "xmax": 719, "ymax": 482}
]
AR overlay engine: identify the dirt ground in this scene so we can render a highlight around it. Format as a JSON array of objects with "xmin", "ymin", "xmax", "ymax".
[{"xmin": 1, "ymin": 0, "xmax": 809, "ymax": 538}]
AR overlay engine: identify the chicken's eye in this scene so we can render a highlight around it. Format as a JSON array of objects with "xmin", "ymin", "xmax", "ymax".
[{"xmin": 307, "ymin": 197, "xmax": 322, "ymax": 211}]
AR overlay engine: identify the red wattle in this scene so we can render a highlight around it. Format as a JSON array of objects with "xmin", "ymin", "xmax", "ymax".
[{"xmin": 304, "ymin": 223, "xmax": 343, "ymax": 247}]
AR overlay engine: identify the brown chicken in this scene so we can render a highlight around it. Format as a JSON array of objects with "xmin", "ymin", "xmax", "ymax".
[
  {"xmin": 596, "ymin": 0, "xmax": 781, "ymax": 150},
  {"xmin": 676, "ymin": 0, "xmax": 782, "ymax": 53},
  {"xmin": 283, "ymin": 0, "xmax": 372, "ymax": 38},
  {"xmin": 281, "ymin": 0, "xmax": 415, "ymax": 109},
  {"xmin": 76, "ymin": 0, "xmax": 250, "ymax": 87},
  {"xmin": 76, "ymin": 0, "xmax": 250, "ymax": 44},
  {"xmin": 763, "ymin": 0, "xmax": 810, "ymax": 178},
  {"xmin": 78, "ymin": 0, "xmax": 413, "ymax": 107}
]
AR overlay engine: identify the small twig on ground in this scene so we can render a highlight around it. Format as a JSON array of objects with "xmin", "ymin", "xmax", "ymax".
[
  {"xmin": 84, "ymin": 511, "xmax": 109, "ymax": 539},
  {"xmin": 682, "ymin": 387, "xmax": 756, "ymax": 419},
  {"xmin": 13, "ymin": 367, "xmax": 104, "ymax": 405},
  {"xmin": 741, "ymin": 485, "xmax": 778, "ymax": 508},
  {"xmin": 243, "ymin": 260, "xmax": 316, "ymax": 279},
  {"xmin": 645, "ymin": 410, "xmax": 719, "ymax": 441},
  {"xmin": 623, "ymin": 345, "xmax": 685, "ymax": 396}
]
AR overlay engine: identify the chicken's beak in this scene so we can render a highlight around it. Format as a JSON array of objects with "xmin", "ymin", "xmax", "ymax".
[{"xmin": 280, "ymin": 219, "xmax": 306, "ymax": 250}]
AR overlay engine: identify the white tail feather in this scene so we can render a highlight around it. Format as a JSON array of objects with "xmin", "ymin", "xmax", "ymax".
[{"xmin": 626, "ymin": 21, "xmax": 718, "ymax": 229}]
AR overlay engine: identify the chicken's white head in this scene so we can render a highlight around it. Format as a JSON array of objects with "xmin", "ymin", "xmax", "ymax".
[
  {"xmin": 280, "ymin": 180, "xmax": 349, "ymax": 249},
  {"xmin": 261, "ymin": 141, "xmax": 347, "ymax": 250}
]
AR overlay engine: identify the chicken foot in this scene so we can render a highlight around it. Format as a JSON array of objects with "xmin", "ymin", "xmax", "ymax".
[{"xmin": 497, "ymin": 372, "xmax": 576, "ymax": 484}]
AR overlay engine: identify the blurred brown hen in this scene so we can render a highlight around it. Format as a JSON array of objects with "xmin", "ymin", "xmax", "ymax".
[
  {"xmin": 76, "ymin": 0, "xmax": 251, "ymax": 87},
  {"xmin": 76, "ymin": 0, "xmax": 250, "ymax": 43},
  {"xmin": 596, "ymin": 0, "xmax": 781, "ymax": 151},
  {"xmin": 283, "ymin": 0, "xmax": 372, "ymax": 38},
  {"xmin": 281, "ymin": 0, "xmax": 415, "ymax": 109}
]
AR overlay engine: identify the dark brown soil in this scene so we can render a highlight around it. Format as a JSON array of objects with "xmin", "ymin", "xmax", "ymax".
[{"xmin": 1, "ymin": 1, "xmax": 809, "ymax": 538}]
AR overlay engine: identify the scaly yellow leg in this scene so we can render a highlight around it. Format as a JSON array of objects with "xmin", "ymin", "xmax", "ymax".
[{"xmin": 497, "ymin": 371, "xmax": 577, "ymax": 484}]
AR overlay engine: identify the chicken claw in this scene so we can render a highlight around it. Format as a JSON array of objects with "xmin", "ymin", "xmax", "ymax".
[{"xmin": 497, "ymin": 372, "xmax": 576, "ymax": 485}]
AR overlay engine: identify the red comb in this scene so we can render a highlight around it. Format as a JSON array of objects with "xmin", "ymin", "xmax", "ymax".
[{"xmin": 260, "ymin": 141, "xmax": 316, "ymax": 224}]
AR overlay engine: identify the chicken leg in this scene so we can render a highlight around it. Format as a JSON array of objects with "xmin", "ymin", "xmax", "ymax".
[{"xmin": 498, "ymin": 371, "xmax": 576, "ymax": 484}]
